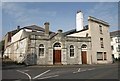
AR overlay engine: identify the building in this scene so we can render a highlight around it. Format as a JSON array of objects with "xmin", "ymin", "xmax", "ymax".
[
  {"xmin": 110, "ymin": 30, "xmax": 120, "ymax": 59},
  {"xmin": 3, "ymin": 11, "xmax": 113, "ymax": 65}
]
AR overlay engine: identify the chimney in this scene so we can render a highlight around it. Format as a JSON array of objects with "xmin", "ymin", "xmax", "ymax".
[
  {"xmin": 44, "ymin": 22, "xmax": 49, "ymax": 35},
  {"xmin": 57, "ymin": 29, "xmax": 63, "ymax": 33},
  {"xmin": 17, "ymin": 26, "xmax": 20, "ymax": 30},
  {"xmin": 76, "ymin": 10, "xmax": 84, "ymax": 31}
]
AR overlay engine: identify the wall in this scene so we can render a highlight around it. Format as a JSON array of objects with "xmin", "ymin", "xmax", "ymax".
[
  {"xmin": 88, "ymin": 18, "xmax": 112, "ymax": 64},
  {"xmin": 111, "ymin": 36, "xmax": 120, "ymax": 59},
  {"xmin": 67, "ymin": 30, "xmax": 90, "ymax": 37},
  {"xmin": 11, "ymin": 30, "xmax": 23, "ymax": 43}
]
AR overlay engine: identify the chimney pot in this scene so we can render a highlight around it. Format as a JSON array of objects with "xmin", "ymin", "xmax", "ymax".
[
  {"xmin": 44, "ymin": 22, "xmax": 50, "ymax": 25},
  {"xmin": 17, "ymin": 26, "xmax": 20, "ymax": 30},
  {"xmin": 58, "ymin": 29, "xmax": 63, "ymax": 33},
  {"xmin": 77, "ymin": 10, "xmax": 82, "ymax": 13}
]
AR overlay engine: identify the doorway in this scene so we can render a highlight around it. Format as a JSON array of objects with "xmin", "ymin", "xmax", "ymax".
[
  {"xmin": 53, "ymin": 42, "xmax": 61, "ymax": 64},
  {"xmin": 81, "ymin": 44, "xmax": 87, "ymax": 64},
  {"xmin": 81, "ymin": 51, "xmax": 87, "ymax": 64}
]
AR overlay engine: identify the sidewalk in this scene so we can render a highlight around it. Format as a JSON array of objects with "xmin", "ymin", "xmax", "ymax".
[{"xmin": 27, "ymin": 63, "xmax": 118, "ymax": 68}]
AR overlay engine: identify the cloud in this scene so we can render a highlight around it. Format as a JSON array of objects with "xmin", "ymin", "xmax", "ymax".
[{"xmin": 2, "ymin": 2, "xmax": 57, "ymax": 26}]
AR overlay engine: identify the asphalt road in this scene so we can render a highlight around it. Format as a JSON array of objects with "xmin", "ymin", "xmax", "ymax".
[{"xmin": 2, "ymin": 63, "xmax": 119, "ymax": 81}]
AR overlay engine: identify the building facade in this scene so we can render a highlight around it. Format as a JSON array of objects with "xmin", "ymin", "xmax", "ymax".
[
  {"xmin": 110, "ymin": 30, "xmax": 120, "ymax": 59},
  {"xmin": 4, "ymin": 11, "xmax": 113, "ymax": 65}
]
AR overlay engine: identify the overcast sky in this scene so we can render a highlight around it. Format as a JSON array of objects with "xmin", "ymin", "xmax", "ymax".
[{"xmin": 1, "ymin": 2, "xmax": 118, "ymax": 39}]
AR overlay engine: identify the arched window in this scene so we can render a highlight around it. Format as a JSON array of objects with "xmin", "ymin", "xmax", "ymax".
[
  {"xmin": 81, "ymin": 44, "xmax": 87, "ymax": 49},
  {"xmin": 53, "ymin": 42, "xmax": 61, "ymax": 47},
  {"xmin": 70, "ymin": 45, "xmax": 74, "ymax": 57},
  {"xmin": 39, "ymin": 44, "xmax": 44, "ymax": 57}
]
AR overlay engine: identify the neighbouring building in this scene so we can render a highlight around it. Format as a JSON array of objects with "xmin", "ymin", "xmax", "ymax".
[
  {"xmin": 110, "ymin": 30, "xmax": 120, "ymax": 59},
  {"xmin": 3, "ymin": 11, "xmax": 113, "ymax": 65}
]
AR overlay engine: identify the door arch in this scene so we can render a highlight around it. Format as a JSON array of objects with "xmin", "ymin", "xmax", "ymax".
[{"xmin": 53, "ymin": 42, "xmax": 61, "ymax": 64}]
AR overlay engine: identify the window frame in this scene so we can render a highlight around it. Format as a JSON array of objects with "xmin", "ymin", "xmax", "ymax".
[
  {"xmin": 104, "ymin": 52, "xmax": 107, "ymax": 60},
  {"xmin": 100, "ymin": 38, "xmax": 104, "ymax": 48},
  {"xmin": 70, "ymin": 45, "xmax": 75, "ymax": 58},
  {"xmin": 39, "ymin": 44, "xmax": 45, "ymax": 57},
  {"xmin": 99, "ymin": 25, "xmax": 103, "ymax": 34},
  {"xmin": 111, "ymin": 46, "xmax": 114, "ymax": 50},
  {"xmin": 97, "ymin": 52, "xmax": 103, "ymax": 60}
]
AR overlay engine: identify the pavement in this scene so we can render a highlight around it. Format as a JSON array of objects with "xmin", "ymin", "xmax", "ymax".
[{"xmin": 1, "ymin": 62, "xmax": 119, "ymax": 81}]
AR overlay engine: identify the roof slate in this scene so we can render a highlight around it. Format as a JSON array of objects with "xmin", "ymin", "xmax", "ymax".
[{"xmin": 110, "ymin": 30, "xmax": 120, "ymax": 37}]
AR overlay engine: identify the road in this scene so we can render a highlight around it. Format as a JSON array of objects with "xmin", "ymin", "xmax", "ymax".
[{"xmin": 2, "ymin": 63, "xmax": 119, "ymax": 81}]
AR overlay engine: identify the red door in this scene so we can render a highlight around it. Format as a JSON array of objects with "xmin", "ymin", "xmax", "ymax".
[
  {"xmin": 81, "ymin": 51, "xmax": 87, "ymax": 64},
  {"xmin": 53, "ymin": 50, "xmax": 61, "ymax": 64}
]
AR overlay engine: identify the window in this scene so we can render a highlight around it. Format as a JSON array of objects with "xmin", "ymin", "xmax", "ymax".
[
  {"xmin": 119, "ymin": 39, "xmax": 120, "ymax": 43},
  {"xmin": 111, "ymin": 46, "xmax": 114, "ymax": 50},
  {"xmin": 99, "ymin": 25, "xmax": 102, "ymax": 34},
  {"xmin": 39, "ymin": 44, "xmax": 44, "ymax": 57},
  {"xmin": 97, "ymin": 52, "xmax": 103, "ymax": 60},
  {"xmin": 81, "ymin": 44, "xmax": 87, "ymax": 49},
  {"xmin": 100, "ymin": 38, "xmax": 104, "ymax": 48},
  {"xmin": 117, "ymin": 45, "xmax": 120, "ymax": 52},
  {"xmin": 97, "ymin": 52, "xmax": 107, "ymax": 61},
  {"xmin": 70, "ymin": 45, "xmax": 74, "ymax": 57},
  {"xmin": 53, "ymin": 43, "xmax": 61, "ymax": 47},
  {"xmin": 104, "ymin": 52, "xmax": 107, "ymax": 60},
  {"xmin": 115, "ymin": 38, "xmax": 120, "ymax": 43}
]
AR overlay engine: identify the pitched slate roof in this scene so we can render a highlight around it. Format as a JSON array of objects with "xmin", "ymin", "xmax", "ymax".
[
  {"xmin": 23, "ymin": 25, "xmax": 56, "ymax": 38},
  {"xmin": 110, "ymin": 30, "xmax": 120, "ymax": 37},
  {"xmin": 23, "ymin": 25, "xmax": 45, "ymax": 32},
  {"xmin": 23, "ymin": 24, "xmax": 55, "ymax": 34}
]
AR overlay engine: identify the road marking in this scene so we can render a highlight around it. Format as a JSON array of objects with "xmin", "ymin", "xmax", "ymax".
[
  {"xmin": 16, "ymin": 70, "xmax": 32, "ymax": 81},
  {"xmin": 78, "ymin": 68, "xmax": 81, "ymax": 72},
  {"xmin": 73, "ymin": 68, "xmax": 81, "ymax": 73},
  {"xmin": 73, "ymin": 67, "xmax": 96, "ymax": 74},
  {"xmin": 32, "ymin": 70, "xmax": 50, "ymax": 79},
  {"xmin": 38, "ymin": 75, "xmax": 59, "ymax": 79},
  {"xmin": 73, "ymin": 71, "xmax": 79, "ymax": 73},
  {"xmin": 23, "ymin": 70, "xmax": 29, "ymax": 72},
  {"xmin": 87, "ymin": 68, "xmax": 95, "ymax": 71},
  {"xmin": 80, "ymin": 69, "xmax": 87, "ymax": 72}
]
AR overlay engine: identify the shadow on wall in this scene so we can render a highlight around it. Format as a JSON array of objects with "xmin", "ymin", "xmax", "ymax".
[{"xmin": 24, "ymin": 53, "xmax": 37, "ymax": 65}]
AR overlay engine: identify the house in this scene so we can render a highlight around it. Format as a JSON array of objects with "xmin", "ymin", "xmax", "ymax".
[
  {"xmin": 110, "ymin": 30, "xmax": 120, "ymax": 59},
  {"xmin": 3, "ymin": 11, "xmax": 113, "ymax": 65}
]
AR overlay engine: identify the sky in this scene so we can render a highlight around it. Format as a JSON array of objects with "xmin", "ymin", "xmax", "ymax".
[{"xmin": 1, "ymin": 2, "xmax": 118, "ymax": 40}]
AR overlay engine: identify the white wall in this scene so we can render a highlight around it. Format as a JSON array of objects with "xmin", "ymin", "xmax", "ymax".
[
  {"xmin": 67, "ymin": 30, "xmax": 90, "ymax": 37},
  {"xmin": 111, "ymin": 36, "xmax": 120, "ymax": 59},
  {"xmin": 76, "ymin": 11, "xmax": 84, "ymax": 31},
  {"xmin": 11, "ymin": 29, "xmax": 24, "ymax": 43}
]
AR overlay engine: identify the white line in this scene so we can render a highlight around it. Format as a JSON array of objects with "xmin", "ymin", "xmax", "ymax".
[
  {"xmin": 73, "ymin": 71, "xmax": 79, "ymax": 73},
  {"xmin": 88, "ymin": 68, "xmax": 95, "ymax": 71},
  {"xmin": 81, "ymin": 70, "xmax": 86, "ymax": 72},
  {"xmin": 73, "ymin": 68, "xmax": 81, "ymax": 73},
  {"xmin": 73, "ymin": 69, "xmax": 87, "ymax": 73},
  {"xmin": 32, "ymin": 70, "xmax": 50, "ymax": 79},
  {"xmin": 16, "ymin": 70, "xmax": 32, "ymax": 81},
  {"xmin": 23, "ymin": 70, "xmax": 29, "ymax": 72},
  {"xmin": 38, "ymin": 75, "xmax": 59, "ymax": 79},
  {"xmin": 78, "ymin": 68, "xmax": 81, "ymax": 72}
]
